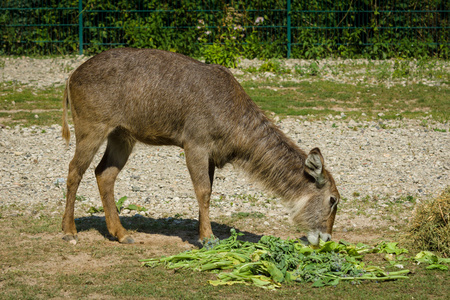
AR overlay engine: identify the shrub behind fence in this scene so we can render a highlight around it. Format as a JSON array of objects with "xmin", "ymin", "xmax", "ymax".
[{"xmin": 1, "ymin": 0, "xmax": 448, "ymax": 59}]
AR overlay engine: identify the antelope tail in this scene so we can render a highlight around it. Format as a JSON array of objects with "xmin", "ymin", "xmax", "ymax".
[{"xmin": 62, "ymin": 76, "xmax": 71, "ymax": 146}]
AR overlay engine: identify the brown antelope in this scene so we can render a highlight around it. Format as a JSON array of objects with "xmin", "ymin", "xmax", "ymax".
[{"xmin": 61, "ymin": 48, "xmax": 340, "ymax": 245}]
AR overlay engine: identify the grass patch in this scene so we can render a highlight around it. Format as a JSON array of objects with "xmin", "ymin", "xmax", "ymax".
[
  {"xmin": 0, "ymin": 83, "xmax": 63, "ymax": 110},
  {"xmin": 242, "ymin": 80, "xmax": 449, "ymax": 122},
  {"xmin": 231, "ymin": 211, "xmax": 266, "ymax": 219},
  {"xmin": 0, "ymin": 83, "xmax": 64, "ymax": 127}
]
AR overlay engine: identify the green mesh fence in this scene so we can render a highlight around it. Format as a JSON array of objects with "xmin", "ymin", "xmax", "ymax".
[{"xmin": 1, "ymin": 0, "xmax": 448, "ymax": 58}]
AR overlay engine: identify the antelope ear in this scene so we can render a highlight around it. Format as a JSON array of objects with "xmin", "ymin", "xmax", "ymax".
[{"xmin": 305, "ymin": 147, "xmax": 326, "ymax": 188}]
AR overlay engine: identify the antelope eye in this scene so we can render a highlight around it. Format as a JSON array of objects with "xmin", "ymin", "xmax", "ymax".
[{"xmin": 330, "ymin": 196, "xmax": 337, "ymax": 206}]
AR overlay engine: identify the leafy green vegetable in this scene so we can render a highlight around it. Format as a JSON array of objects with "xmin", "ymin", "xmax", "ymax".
[
  {"xmin": 414, "ymin": 251, "xmax": 450, "ymax": 270},
  {"xmin": 376, "ymin": 242, "xmax": 409, "ymax": 255},
  {"xmin": 125, "ymin": 204, "xmax": 147, "ymax": 212},
  {"xmin": 87, "ymin": 206, "xmax": 104, "ymax": 214},
  {"xmin": 141, "ymin": 229, "xmax": 413, "ymax": 289},
  {"xmin": 116, "ymin": 196, "xmax": 128, "ymax": 212},
  {"xmin": 415, "ymin": 251, "xmax": 439, "ymax": 264},
  {"xmin": 426, "ymin": 264, "xmax": 448, "ymax": 271}
]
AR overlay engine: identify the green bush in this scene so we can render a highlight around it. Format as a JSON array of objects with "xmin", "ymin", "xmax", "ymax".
[{"xmin": 1, "ymin": 0, "xmax": 448, "ymax": 60}]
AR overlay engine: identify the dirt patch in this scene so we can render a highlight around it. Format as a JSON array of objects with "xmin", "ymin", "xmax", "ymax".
[{"xmin": 129, "ymin": 232, "xmax": 195, "ymax": 251}]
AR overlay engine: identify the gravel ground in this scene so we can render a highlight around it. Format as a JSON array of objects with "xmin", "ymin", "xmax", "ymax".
[{"xmin": 0, "ymin": 55, "xmax": 449, "ymax": 233}]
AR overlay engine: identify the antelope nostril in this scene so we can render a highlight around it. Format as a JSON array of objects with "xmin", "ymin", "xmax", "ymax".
[{"xmin": 325, "ymin": 235, "xmax": 331, "ymax": 242}]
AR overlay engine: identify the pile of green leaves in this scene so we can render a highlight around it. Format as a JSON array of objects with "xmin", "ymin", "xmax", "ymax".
[
  {"xmin": 413, "ymin": 251, "xmax": 450, "ymax": 271},
  {"xmin": 142, "ymin": 229, "xmax": 417, "ymax": 290}
]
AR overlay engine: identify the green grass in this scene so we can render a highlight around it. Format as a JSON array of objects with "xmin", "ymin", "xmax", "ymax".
[
  {"xmin": 0, "ymin": 83, "xmax": 64, "ymax": 127},
  {"xmin": 231, "ymin": 211, "xmax": 266, "ymax": 219},
  {"xmin": 0, "ymin": 83, "xmax": 63, "ymax": 110},
  {"xmin": 242, "ymin": 80, "xmax": 449, "ymax": 122}
]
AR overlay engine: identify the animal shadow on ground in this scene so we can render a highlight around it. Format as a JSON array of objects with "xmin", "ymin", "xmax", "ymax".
[{"xmin": 74, "ymin": 215, "xmax": 263, "ymax": 247}]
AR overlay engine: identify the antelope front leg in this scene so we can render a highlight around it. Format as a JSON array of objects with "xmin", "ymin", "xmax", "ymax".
[
  {"xmin": 196, "ymin": 187, "xmax": 214, "ymax": 241},
  {"xmin": 184, "ymin": 145, "xmax": 215, "ymax": 242}
]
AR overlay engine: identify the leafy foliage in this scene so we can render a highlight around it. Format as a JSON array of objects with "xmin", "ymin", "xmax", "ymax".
[
  {"xmin": 415, "ymin": 251, "xmax": 450, "ymax": 271},
  {"xmin": 1, "ymin": 0, "xmax": 448, "ymax": 59},
  {"xmin": 142, "ymin": 229, "xmax": 427, "ymax": 290}
]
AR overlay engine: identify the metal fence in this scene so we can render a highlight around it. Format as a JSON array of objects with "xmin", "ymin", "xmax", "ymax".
[{"xmin": 1, "ymin": 0, "xmax": 449, "ymax": 58}]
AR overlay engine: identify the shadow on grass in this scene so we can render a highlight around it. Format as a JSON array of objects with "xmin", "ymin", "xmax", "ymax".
[{"xmin": 74, "ymin": 215, "xmax": 262, "ymax": 247}]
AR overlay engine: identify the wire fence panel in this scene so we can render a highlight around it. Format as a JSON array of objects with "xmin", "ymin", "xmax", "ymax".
[
  {"xmin": 1, "ymin": 0, "xmax": 78, "ymax": 55},
  {"xmin": 1, "ymin": 0, "xmax": 448, "ymax": 58},
  {"xmin": 290, "ymin": 0, "xmax": 449, "ymax": 58}
]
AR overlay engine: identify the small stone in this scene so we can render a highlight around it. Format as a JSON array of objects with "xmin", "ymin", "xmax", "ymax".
[
  {"xmin": 348, "ymin": 119, "xmax": 358, "ymax": 127},
  {"xmin": 55, "ymin": 178, "xmax": 66, "ymax": 186}
]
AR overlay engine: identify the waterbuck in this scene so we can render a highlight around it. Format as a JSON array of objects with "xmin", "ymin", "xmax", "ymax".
[{"xmin": 61, "ymin": 48, "xmax": 340, "ymax": 245}]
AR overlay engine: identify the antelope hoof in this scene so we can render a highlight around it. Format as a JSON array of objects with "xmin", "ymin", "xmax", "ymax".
[
  {"xmin": 119, "ymin": 235, "xmax": 134, "ymax": 244},
  {"xmin": 62, "ymin": 234, "xmax": 78, "ymax": 245}
]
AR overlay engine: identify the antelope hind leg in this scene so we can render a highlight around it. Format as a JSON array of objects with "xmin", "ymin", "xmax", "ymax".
[
  {"xmin": 95, "ymin": 128, "xmax": 136, "ymax": 244},
  {"xmin": 62, "ymin": 129, "xmax": 106, "ymax": 243}
]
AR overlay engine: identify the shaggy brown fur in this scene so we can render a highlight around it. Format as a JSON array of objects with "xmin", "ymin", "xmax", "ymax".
[{"xmin": 61, "ymin": 48, "xmax": 340, "ymax": 245}]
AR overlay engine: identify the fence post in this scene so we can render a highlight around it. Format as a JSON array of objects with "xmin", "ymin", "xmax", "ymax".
[
  {"xmin": 287, "ymin": 0, "xmax": 291, "ymax": 58},
  {"xmin": 78, "ymin": 0, "xmax": 83, "ymax": 55}
]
